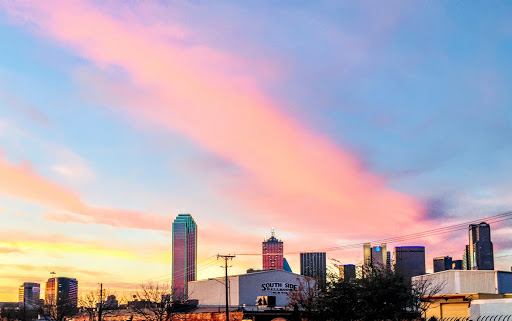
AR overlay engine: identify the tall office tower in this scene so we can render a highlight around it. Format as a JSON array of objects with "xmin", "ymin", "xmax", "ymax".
[
  {"xmin": 462, "ymin": 245, "xmax": 470, "ymax": 270},
  {"xmin": 300, "ymin": 252, "xmax": 327, "ymax": 285},
  {"xmin": 393, "ymin": 246, "xmax": 426, "ymax": 277},
  {"xmin": 18, "ymin": 283, "xmax": 40, "ymax": 305},
  {"xmin": 452, "ymin": 260, "xmax": 463, "ymax": 270},
  {"xmin": 468, "ymin": 222, "xmax": 494, "ymax": 270},
  {"xmin": 363, "ymin": 243, "xmax": 390, "ymax": 270},
  {"xmin": 433, "ymin": 256, "xmax": 453, "ymax": 272},
  {"xmin": 45, "ymin": 277, "xmax": 78, "ymax": 307},
  {"xmin": 172, "ymin": 213, "xmax": 197, "ymax": 301},
  {"xmin": 262, "ymin": 228, "xmax": 283, "ymax": 270},
  {"xmin": 339, "ymin": 264, "xmax": 356, "ymax": 281}
]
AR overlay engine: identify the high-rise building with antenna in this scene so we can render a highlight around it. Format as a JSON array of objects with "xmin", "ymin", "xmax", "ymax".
[
  {"xmin": 172, "ymin": 213, "xmax": 197, "ymax": 301},
  {"xmin": 262, "ymin": 228, "xmax": 283, "ymax": 270}
]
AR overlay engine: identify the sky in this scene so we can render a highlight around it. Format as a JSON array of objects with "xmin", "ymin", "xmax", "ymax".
[{"xmin": 0, "ymin": 0, "xmax": 511, "ymax": 301}]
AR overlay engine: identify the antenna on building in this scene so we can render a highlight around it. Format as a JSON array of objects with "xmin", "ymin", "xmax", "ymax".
[{"xmin": 271, "ymin": 227, "xmax": 275, "ymax": 237}]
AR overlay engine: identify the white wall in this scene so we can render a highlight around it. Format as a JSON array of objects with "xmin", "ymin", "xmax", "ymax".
[
  {"xmin": 412, "ymin": 270, "xmax": 498, "ymax": 294},
  {"xmin": 470, "ymin": 298, "xmax": 512, "ymax": 319},
  {"xmin": 188, "ymin": 275, "xmax": 240, "ymax": 306}
]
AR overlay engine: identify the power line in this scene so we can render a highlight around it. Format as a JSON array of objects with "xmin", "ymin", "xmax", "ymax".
[
  {"xmin": 137, "ymin": 255, "xmax": 218, "ymax": 283},
  {"xmin": 234, "ymin": 210, "xmax": 512, "ymax": 256}
]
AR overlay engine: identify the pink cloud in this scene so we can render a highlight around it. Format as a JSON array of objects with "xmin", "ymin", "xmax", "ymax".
[
  {"xmin": 1, "ymin": 1, "xmax": 429, "ymax": 238},
  {"xmin": 0, "ymin": 156, "xmax": 167, "ymax": 230}
]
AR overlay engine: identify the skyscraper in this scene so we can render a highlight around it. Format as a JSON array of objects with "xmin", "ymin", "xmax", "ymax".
[
  {"xmin": 364, "ymin": 243, "xmax": 390, "ymax": 270},
  {"xmin": 262, "ymin": 228, "xmax": 283, "ymax": 270},
  {"xmin": 300, "ymin": 252, "xmax": 326, "ymax": 285},
  {"xmin": 394, "ymin": 246, "xmax": 425, "ymax": 277},
  {"xmin": 172, "ymin": 213, "xmax": 197, "ymax": 301},
  {"xmin": 45, "ymin": 277, "xmax": 78, "ymax": 307},
  {"xmin": 433, "ymin": 256, "xmax": 453, "ymax": 273},
  {"xmin": 468, "ymin": 222, "xmax": 494, "ymax": 270},
  {"xmin": 18, "ymin": 282, "xmax": 40, "ymax": 305}
]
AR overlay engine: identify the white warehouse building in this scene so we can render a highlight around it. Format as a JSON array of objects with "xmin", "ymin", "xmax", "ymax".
[
  {"xmin": 412, "ymin": 270, "xmax": 512, "ymax": 294},
  {"xmin": 188, "ymin": 270, "xmax": 310, "ymax": 308}
]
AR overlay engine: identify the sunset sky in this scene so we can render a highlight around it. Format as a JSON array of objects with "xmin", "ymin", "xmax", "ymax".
[{"xmin": 0, "ymin": 1, "xmax": 511, "ymax": 301}]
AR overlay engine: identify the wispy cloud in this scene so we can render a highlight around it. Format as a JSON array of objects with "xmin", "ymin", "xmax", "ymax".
[{"xmin": 0, "ymin": 155, "xmax": 168, "ymax": 230}]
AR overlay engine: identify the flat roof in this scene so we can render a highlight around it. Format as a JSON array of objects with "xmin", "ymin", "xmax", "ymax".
[
  {"xmin": 413, "ymin": 269, "xmax": 512, "ymax": 278},
  {"xmin": 190, "ymin": 269, "xmax": 303, "ymax": 283}
]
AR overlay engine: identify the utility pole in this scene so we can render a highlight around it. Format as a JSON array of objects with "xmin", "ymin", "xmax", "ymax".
[
  {"xmin": 217, "ymin": 254, "xmax": 235, "ymax": 321},
  {"xmin": 98, "ymin": 283, "xmax": 103, "ymax": 321}
]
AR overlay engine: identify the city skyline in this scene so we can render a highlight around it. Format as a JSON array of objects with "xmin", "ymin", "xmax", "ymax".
[
  {"xmin": 4, "ymin": 218, "xmax": 509, "ymax": 302},
  {"xmin": 0, "ymin": 1, "xmax": 511, "ymax": 301}
]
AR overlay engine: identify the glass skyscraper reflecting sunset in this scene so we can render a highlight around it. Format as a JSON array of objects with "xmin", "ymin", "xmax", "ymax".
[
  {"xmin": 172, "ymin": 213, "xmax": 197, "ymax": 301},
  {"xmin": 44, "ymin": 277, "xmax": 77, "ymax": 307}
]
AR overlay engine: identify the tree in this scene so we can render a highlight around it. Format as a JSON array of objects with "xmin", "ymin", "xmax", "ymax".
[
  {"xmin": 322, "ymin": 278, "xmax": 360, "ymax": 321},
  {"xmin": 356, "ymin": 265, "xmax": 416, "ymax": 321},
  {"xmin": 38, "ymin": 297, "xmax": 77, "ymax": 321},
  {"xmin": 130, "ymin": 281, "xmax": 181, "ymax": 321},
  {"xmin": 287, "ymin": 277, "xmax": 323, "ymax": 321},
  {"xmin": 78, "ymin": 287, "xmax": 118, "ymax": 321},
  {"xmin": 288, "ymin": 263, "xmax": 442, "ymax": 321},
  {"xmin": 411, "ymin": 275, "xmax": 446, "ymax": 319}
]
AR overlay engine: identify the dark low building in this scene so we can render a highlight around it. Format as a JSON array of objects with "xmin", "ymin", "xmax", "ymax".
[
  {"xmin": 433, "ymin": 256, "xmax": 453, "ymax": 273},
  {"xmin": 452, "ymin": 260, "xmax": 463, "ymax": 270},
  {"xmin": 339, "ymin": 264, "xmax": 356, "ymax": 281}
]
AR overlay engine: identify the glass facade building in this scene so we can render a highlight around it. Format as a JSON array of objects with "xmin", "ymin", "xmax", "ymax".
[
  {"xmin": 172, "ymin": 213, "xmax": 197, "ymax": 301},
  {"xmin": 300, "ymin": 252, "xmax": 326, "ymax": 285},
  {"xmin": 262, "ymin": 228, "xmax": 283, "ymax": 270},
  {"xmin": 45, "ymin": 277, "xmax": 78, "ymax": 307},
  {"xmin": 18, "ymin": 282, "xmax": 40, "ymax": 305},
  {"xmin": 394, "ymin": 246, "xmax": 425, "ymax": 277},
  {"xmin": 468, "ymin": 222, "xmax": 494, "ymax": 270}
]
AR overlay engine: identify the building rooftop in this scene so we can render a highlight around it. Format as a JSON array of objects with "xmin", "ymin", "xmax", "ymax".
[{"xmin": 190, "ymin": 269, "xmax": 302, "ymax": 283}]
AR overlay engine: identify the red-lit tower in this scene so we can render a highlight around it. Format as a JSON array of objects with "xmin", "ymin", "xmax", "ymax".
[{"xmin": 262, "ymin": 228, "xmax": 283, "ymax": 270}]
